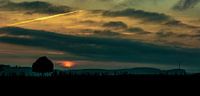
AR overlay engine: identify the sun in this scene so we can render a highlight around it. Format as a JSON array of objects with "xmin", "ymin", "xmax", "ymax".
[{"xmin": 60, "ymin": 61, "xmax": 75, "ymax": 68}]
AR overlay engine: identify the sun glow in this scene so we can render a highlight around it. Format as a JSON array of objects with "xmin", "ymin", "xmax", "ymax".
[{"xmin": 59, "ymin": 61, "xmax": 76, "ymax": 68}]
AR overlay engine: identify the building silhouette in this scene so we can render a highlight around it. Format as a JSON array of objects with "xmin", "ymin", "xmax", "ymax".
[{"xmin": 32, "ymin": 56, "xmax": 54, "ymax": 73}]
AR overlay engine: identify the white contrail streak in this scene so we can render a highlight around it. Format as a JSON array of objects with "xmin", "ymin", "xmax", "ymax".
[{"xmin": 7, "ymin": 10, "xmax": 82, "ymax": 26}]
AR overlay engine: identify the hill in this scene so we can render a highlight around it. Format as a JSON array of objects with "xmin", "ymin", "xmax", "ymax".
[{"xmin": 0, "ymin": 64, "xmax": 187, "ymax": 76}]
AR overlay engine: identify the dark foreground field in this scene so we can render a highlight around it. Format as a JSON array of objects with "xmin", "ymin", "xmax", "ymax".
[
  {"xmin": 1, "ymin": 74, "xmax": 200, "ymax": 81},
  {"xmin": 1, "ymin": 74, "xmax": 200, "ymax": 89}
]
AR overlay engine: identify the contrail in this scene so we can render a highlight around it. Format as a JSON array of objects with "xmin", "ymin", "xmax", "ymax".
[{"xmin": 7, "ymin": 10, "xmax": 82, "ymax": 26}]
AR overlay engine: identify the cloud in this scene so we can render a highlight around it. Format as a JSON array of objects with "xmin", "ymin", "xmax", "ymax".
[
  {"xmin": 103, "ymin": 9, "xmax": 172, "ymax": 22},
  {"xmin": 0, "ymin": 0, "xmax": 10, "ymax": 6},
  {"xmin": 165, "ymin": 20, "xmax": 199, "ymax": 28},
  {"xmin": 0, "ymin": 1, "xmax": 73, "ymax": 14},
  {"xmin": 156, "ymin": 29, "xmax": 199, "ymax": 38},
  {"xmin": 127, "ymin": 27, "xmax": 150, "ymax": 34},
  {"xmin": 1, "ymin": 27, "xmax": 200, "ymax": 65},
  {"xmin": 102, "ymin": 21, "xmax": 128, "ymax": 29},
  {"xmin": 173, "ymin": 0, "xmax": 200, "ymax": 10},
  {"xmin": 82, "ymin": 29, "xmax": 120, "ymax": 36},
  {"xmin": 156, "ymin": 31, "xmax": 175, "ymax": 37},
  {"xmin": 79, "ymin": 20, "xmax": 97, "ymax": 24}
]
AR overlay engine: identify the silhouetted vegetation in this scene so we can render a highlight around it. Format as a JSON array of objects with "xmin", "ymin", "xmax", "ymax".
[
  {"xmin": 1, "ymin": 70, "xmax": 200, "ymax": 81},
  {"xmin": 1, "ymin": 63, "xmax": 200, "ymax": 81}
]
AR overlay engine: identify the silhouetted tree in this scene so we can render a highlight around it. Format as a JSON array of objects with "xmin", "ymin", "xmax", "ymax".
[{"xmin": 32, "ymin": 56, "xmax": 54, "ymax": 75}]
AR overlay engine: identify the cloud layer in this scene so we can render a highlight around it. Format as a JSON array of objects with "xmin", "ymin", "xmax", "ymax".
[
  {"xmin": 173, "ymin": 0, "xmax": 200, "ymax": 10},
  {"xmin": 0, "ymin": 0, "xmax": 72, "ymax": 14},
  {"xmin": 103, "ymin": 9, "xmax": 172, "ymax": 22},
  {"xmin": 1, "ymin": 27, "xmax": 200, "ymax": 66}
]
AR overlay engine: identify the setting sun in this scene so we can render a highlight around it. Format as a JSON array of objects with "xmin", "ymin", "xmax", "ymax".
[{"xmin": 60, "ymin": 61, "xmax": 75, "ymax": 68}]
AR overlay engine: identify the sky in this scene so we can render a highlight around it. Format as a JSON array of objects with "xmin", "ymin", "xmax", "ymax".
[
  {"xmin": 9, "ymin": 0, "xmax": 200, "ymax": 18},
  {"xmin": 7, "ymin": 0, "xmax": 183, "ymax": 10},
  {"xmin": 1, "ymin": 0, "xmax": 200, "ymax": 72}
]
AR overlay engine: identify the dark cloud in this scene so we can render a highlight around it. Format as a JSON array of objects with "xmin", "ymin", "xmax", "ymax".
[
  {"xmin": 103, "ymin": 9, "xmax": 172, "ymax": 22},
  {"xmin": 156, "ymin": 31, "xmax": 175, "ymax": 37},
  {"xmin": 165, "ymin": 20, "xmax": 199, "ymax": 28},
  {"xmin": 102, "ymin": 21, "xmax": 128, "ymax": 29},
  {"xmin": 127, "ymin": 27, "xmax": 150, "ymax": 34},
  {"xmin": 0, "ymin": 1, "xmax": 72, "ymax": 14},
  {"xmin": 79, "ymin": 20, "xmax": 97, "ymax": 24},
  {"xmin": 0, "ymin": 0, "xmax": 10, "ymax": 6},
  {"xmin": 173, "ymin": 0, "xmax": 200, "ymax": 10},
  {"xmin": 177, "ymin": 34, "xmax": 194, "ymax": 38},
  {"xmin": 1, "ymin": 27, "xmax": 200, "ymax": 66},
  {"xmin": 156, "ymin": 29, "xmax": 199, "ymax": 38},
  {"xmin": 81, "ymin": 29, "xmax": 120, "ymax": 36}
]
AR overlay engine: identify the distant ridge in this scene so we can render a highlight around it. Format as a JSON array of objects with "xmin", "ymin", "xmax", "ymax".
[{"xmin": 0, "ymin": 64, "xmax": 187, "ymax": 76}]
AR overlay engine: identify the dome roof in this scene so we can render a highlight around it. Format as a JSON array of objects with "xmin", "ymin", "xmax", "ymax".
[{"xmin": 32, "ymin": 56, "xmax": 54, "ymax": 73}]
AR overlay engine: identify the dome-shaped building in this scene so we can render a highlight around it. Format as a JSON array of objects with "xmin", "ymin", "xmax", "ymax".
[{"xmin": 32, "ymin": 56, "xmax": 54, "ymax": 73}]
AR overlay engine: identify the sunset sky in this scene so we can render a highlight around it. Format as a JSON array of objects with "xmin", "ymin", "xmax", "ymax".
[{"xmin": 1, "ymin": 0, "xmax": 200, "ymax": 72}]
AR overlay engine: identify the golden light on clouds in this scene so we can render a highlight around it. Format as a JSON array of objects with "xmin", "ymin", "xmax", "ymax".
[{"xmin": 6, "ymin": 10, "xmax": 82, "ymax": 27}]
